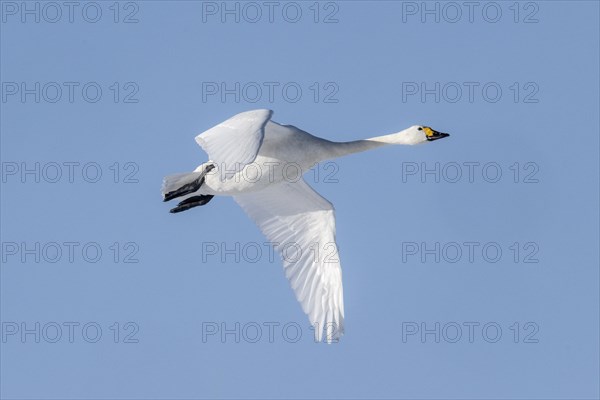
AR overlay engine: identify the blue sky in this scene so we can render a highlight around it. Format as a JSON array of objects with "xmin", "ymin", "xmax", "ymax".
[{"xmin": 1, "ymin": 1, "xmax": 599, "ymax": 399}]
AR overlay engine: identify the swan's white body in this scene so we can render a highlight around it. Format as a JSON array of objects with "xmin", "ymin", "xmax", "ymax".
[{"xmin": 162, "ymin": 109, "xmax": 449, "ymax": 343}]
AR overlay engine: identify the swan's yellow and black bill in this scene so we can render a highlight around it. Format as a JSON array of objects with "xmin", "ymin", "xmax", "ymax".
[{"xmin": 424, "ymin": 127, "xmax": 450, "ymax": 141}]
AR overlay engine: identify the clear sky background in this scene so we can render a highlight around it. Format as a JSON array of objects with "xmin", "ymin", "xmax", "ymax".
[{"xmin": 1, "ymin": 1, "xmax": 599, "ymax": 399}]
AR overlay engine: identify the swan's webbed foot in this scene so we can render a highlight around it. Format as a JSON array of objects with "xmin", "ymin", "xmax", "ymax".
[{"xmin": 169, "ymin": 195, "xmax": 215, "ymax": 213}]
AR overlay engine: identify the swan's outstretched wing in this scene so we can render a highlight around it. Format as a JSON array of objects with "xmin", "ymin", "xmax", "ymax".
[
  {"xmin": 195, "ymin": 109, "xmax": 273, "ymax": 179},
  {"xmin": 234, "ymin": 179, "xmax": 344, "ymax": 343}
]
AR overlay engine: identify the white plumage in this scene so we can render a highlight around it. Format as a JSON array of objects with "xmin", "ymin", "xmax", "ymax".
[{"xmin": 162, "ymin": 109, "xmax": 449, "ymax": 343}]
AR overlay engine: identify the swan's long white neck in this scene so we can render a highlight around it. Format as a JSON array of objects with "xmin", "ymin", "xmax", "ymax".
[{"xmin": 320, "ymin": 128, "xmax": 417, "ymax": 161}]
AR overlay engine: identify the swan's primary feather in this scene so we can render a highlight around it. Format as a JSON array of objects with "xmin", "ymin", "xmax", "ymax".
[{"xmin": 234, "ymin": 179, "xmax": 344, "ymax": 343}]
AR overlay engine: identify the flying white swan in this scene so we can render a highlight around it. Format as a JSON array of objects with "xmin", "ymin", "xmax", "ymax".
[{"xmin": 162, "ymin": 109, "xmax": 449, "ymax": 343}]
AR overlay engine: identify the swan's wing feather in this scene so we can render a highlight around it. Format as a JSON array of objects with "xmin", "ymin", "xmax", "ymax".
[
  {"xmin": 195, "ymin": 109, "xmax": 272, "ymax": 179},
  {"xmin": 233, "ymin": 179, "xmax": 344, "ymax": 343}
]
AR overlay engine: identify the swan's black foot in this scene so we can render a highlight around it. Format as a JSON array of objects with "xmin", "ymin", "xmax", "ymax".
[
  {"xmin": 163, "ymin": 164, "xmax": 215, "ymax": 202},
  {"xmin": 169, "ymin": 195, "xmax": 214, "ymax": 213}
]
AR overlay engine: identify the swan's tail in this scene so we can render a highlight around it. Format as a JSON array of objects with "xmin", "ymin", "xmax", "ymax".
[
  {"xmin": 162, "ymin": 172, "xmax": 199, "ymax": 200},
  {"xmin": 161, "ymin": 172, "xmax": 204, "ymax": 201},
  {"xmin": 161, "ymin": 164, "xmax": 215, "ymax": 202}
]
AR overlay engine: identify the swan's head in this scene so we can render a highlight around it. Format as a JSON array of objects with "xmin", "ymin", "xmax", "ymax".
[{"xmin": 403, "ymin": 125, "xmax": 450, "ymax": 144}]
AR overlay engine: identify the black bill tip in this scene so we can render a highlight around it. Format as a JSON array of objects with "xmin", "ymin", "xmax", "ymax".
[{"xmin": 427, "ymin": 131, "xmax": 450, "ymax": 141}]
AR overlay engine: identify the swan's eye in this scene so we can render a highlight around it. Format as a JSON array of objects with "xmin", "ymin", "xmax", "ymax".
[{"xmin": 418, "ymin": 127, "xmax": 422, "ymax": 131}]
